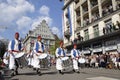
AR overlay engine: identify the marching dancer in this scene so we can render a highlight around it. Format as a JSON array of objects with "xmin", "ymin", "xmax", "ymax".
[
  {"xmin": 8, "ymin": 32, "xmax": 24, "ymax": 76},
  {"xmin": 33, "ymin": 35, "xmax": 45, "ymax": 75},
  {"xmin": 55, "ymin": 41, "xmax": 66, "ymax": 75},
  {"xmin": 71, "ymin": 44, "xmax": 80, "ymax": 73}
]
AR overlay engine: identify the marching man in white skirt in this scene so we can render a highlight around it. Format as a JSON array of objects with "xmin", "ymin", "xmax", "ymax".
[
  {"xmin": 3, "ymin": 49, "xmax": 10, "ymax": 67},
  {"xmin": 55, "ymin": 41, "xmax": 66, "ymax": 75},
  {"xmin": 33, "ymin": 35, "xmax": 45, "ymax": 75},
  {"xmin": 26, "ymin": 50, "xmax": 34, "ymax": 68},
  {"xmin": 8, "ymin": 32, "xmax": 24, "ymax": 76},
  {"xmin": 71, "ymin": 44, "xmax": 80, "ymax": 73}
]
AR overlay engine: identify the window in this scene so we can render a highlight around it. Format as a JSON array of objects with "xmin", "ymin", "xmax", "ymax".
[
  {"xmin": 84, "ymin": 29, "xmax": 89, "ymax": 40},
  {"xmin": 93, "ymin": 25, "xmax": 99, "ymax": 37}
]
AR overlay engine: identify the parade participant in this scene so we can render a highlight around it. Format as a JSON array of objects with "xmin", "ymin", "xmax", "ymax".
[
  {"xmin": 55, "ymin": 40, "xmax": 66, "ymax": 75},
  {"xmin": 8, "ymin": 32, "xmax": 24, "ymax": 76},
  {"xmin": 71, "ymin": 44, "xmax": 80, "ymax": 73},
  {"xmin": 33, "ymin": 35, "xmax": 45, "ymax": 75},
  {"xmin": 3, "ymin": 49, "xmax": 10, "ymax": 67},
  {"xmin": 26, "ymin": 50, "xmax": 34, "ymax": 68},
  {"xmin": 47, "ymin": 50, "xmax": 52, "ymax": 67}
]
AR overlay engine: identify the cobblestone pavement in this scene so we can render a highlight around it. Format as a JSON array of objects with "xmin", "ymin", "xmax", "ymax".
[{"xmin": 10, "ymin": 66, "xmax": 120, "ymax": 80}]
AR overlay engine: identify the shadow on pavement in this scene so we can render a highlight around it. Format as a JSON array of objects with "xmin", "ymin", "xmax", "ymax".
[
  {"xmin": 41, "ymin": 71, "xmax": 58, "ymax": 75},
  {"xmin": 63, "ymin": 70, "xmax": 74, "ymax": 74},
  {"xmin": 11, "ymin": 79, "xmax": 19, "ymax": 80},
  {"xmin": 18, "ymin": 72, "xmax": 36, "ymax": 76}
]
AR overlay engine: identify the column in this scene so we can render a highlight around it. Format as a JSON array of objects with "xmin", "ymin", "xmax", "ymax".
[
  {"xmin": 80, "ymin": 5, "xmax": 83, "ymax": 27},
  {"xmin": 87, "ymin": 0, "xmax": 92, "ymax": 23},
  {"xmin": 98, "ymin": 0, "xmax": 102, "ymax": 17},
  {"xmin": 112, "ymin": 0, "xmax": 117, "ymax": 11}
]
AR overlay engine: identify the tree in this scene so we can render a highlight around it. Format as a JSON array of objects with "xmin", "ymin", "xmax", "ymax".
[
  {"xmin": 49, "ymin": 35, "xmax": 62, "ymax": 55},
  {"xmin": 0, "ymin": 41, "xmax": 6, "ymax": 58}
]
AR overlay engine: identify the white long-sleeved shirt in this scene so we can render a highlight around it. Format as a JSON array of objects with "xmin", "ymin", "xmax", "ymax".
[
  {"xmin": 33, "ymin": 41, "xmax": 45, "ymax": 53},
  {"xmin": 55, "ymin": 47, "xmax": 66, "ymax": 58},
  {"xmin": 71, "ymin": 49, "xmax": 80, "ymax": 58},
  {"xmin": 8, "ymin": 39, "xmax": 23, "ymax": 51}
]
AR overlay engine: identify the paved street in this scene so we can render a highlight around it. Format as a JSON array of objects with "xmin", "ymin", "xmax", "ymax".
[{"xmin": 9, "ymin": 66, "xmax": 120, "ymax": 80}]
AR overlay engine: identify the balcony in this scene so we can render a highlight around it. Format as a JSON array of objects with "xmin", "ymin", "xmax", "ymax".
[
  {"xmin": 76, "ymin": 16, "xmax": 81, "ymax": 22},
  {"xmin": 83, "ymin": 18, "xmax": 89, "ymax": 27},
  {"xmin": 64, "ymin": 42, "xmax": 72, "ymax": 47},
  {"xmin": 66, "ymin": 20, "xmax": 70, "ymax": 27},
  {"xmin": 74, "ymin": 0, "xmax": 79, "ymax": 4},
  {"xmin": 91, "ymin": 13, "xmax": 100, "ymax": 23},
  {"xmin": 64, "ymin": 29, "xmax": 71, "ymax": 40},
  {"xmin": 80, "ymin": 6, "xmax": 120, "ymax": 30},
  {"xmin": 101, "ymin": 0, "xmax": 108, "ymax": 4},
  {"xmin": 75, "ymin": 1, "xmax": 80, "ymax": 9},
  {"xmin": 75, "ymin": 26, "xmax": 81, "ymax": 32},
  {"xmin": 81, "ymin": 0, "xmax": 87, "ymax": 4},
  {"xmin": 94, "ymin": 31, "xmax": 99, "ymax": 38},
  {"xmin": 83, "ymin": 28, "xmax": 120, "ymax": 42},
  {"xmin": 90, "ymin": 0, "xmax": 98, "ymax": 8},
  {"xmin": 91, "ymin": 3, "xmax": 98, "ymax": 11},
  {"xmin": 84, "ymin": 35, "xmax": 89, "ymax": 41}
]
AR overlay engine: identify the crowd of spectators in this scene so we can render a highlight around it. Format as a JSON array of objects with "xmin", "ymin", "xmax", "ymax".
[
  {"xmin": 102, "ymin": 5, "xmax": 113, "ymax": 16},
  {"xmin": 79, "ymin": 53, "xmax": 120, "ymax": 70},
  {"xmin": 103, "ymin": 21, "xmax": 120, "ymax": 34}
]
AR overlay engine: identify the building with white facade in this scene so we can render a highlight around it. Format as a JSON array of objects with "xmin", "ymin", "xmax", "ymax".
[
  {"xmin": 62, "ymin": 0, "xmax": 120, "ymax": 55},
  {"xmin": 23, "ymin": 20, "xmax": 55, "ymax": 53}
]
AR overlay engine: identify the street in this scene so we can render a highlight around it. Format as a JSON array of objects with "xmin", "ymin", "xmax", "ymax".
[{"xmin": 9, "ymin": 66, "xmax": 120, "ymax": 80}]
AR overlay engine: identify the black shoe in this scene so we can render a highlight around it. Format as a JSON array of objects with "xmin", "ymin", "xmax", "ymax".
[
  {"xmin": 77, "ymin": 71, "xmax": 80, "ymax": 74},
  {"xmin": 38, "ymin": 72, "xmax": 42, "ymax": 76},
  {"xmin": 15, "ymin": 71, "xmax": 18, "ymax": 75},
  {"xmin": 10, "ymin": 70, "xmax": 15, "ymax": 77},
  {"xmin": 59, "ymin": 70, "xmax": 64, "ymax": 75},
  {"xmin": 28, "ymin": 65, "xmax": 32, "ymax": 68},
  {"xmin": 73, "ymin": 69, "xmax": 75, "ymax": 72},
  {"xmin": 33, "ymin": 68, "xmax": 36, "ymax": 71},
  {"xmin": 36, "ymin": 69, "xmax": 42, "ymax": 76}
]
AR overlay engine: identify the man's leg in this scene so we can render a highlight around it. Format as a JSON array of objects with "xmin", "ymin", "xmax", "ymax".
[{"xmin": 9, "ymin": 54, "xmax": 16, "ymax": 76}]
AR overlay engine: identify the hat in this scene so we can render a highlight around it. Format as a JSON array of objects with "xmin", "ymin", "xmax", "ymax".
[
  {"xmin": 15, "ymin": 32, "xmax": 19, "ymax": 35},
  {"xmin": 37, "ymin": 35, "xmax": 42, "ymax": 39},
  {"xmin": 59, "ymin": 40, "xmax": 63, "ymax": 44},
  {"xmin": 74, "ymin": 44, "xmax": 77, "ymax": 46}
]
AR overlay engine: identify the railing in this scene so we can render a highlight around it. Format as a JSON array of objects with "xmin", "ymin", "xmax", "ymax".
[
  {"xmin": 83, "ymin": 28, "xmax": 120, "ymax": 42},
  {"xmin": 84, "ymin": 35, "xmax": 89, "ymax": 41},
  {"xmin": 91, "ymin": 1, "xmax": 98, "ymax": 8},
  {"xmin": 80, "ymin": 8, "xmax": 120, "ymax": 30},
  {"xmin": 75, "ymin": 26, "xmax": 81, "ymax": 32},
  {"xmin": 83, "ymin": 30, "xmax": 102, "ymax": 41}
]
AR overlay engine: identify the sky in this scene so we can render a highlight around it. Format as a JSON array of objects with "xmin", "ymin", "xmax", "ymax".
[{"xmin": 0, "ymin": 0, "xmax": 64, "ymax": 41}]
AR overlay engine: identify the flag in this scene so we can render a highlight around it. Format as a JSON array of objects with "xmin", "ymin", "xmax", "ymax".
[{"xmin": 67, "ymin": 7, "xmax": 72, "ymax": 36}]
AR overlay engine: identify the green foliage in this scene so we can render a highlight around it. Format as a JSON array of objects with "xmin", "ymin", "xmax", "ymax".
[
  {"xmin": 49, "ymin": 38, "xmax": 62, "ymax": 55},
  {"xmin": 0, "ymin": 42, "xmax": 6, "ymax": 58}
]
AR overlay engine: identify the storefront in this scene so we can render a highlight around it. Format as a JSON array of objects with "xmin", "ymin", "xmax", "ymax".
[
  {"xmin": 104, "ymin": 39, "xmax": 118, "ymax": 54},
  {"xmin": 92, "ymin": 48, "xmax": 103, "ymax": 54},
  {"xmin": 105, "ymin": 45, "xmax": 118, "ymax": 54},
  {"xmin": 82, "ymin": 50, "xmax": 91, "ymax": 55}
]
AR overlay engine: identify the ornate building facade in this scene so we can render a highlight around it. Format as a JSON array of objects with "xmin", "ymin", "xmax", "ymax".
[
  {"xmin": 62, "ymin": 0, "xmax": 120, "ymax": 55},
  {"xmin": 23, "ymin": 20, "xmax": 55, "ymax": 53}
]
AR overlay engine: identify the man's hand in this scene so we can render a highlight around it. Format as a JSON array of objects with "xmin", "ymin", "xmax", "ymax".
[{"xmin": 8, "ymin": 50, "xmax": 13, "ymax": 54}]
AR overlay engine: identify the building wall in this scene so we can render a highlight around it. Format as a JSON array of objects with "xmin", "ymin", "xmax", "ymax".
[
  {"xmin": 23, "ymin": 20, "xmax": 55, "ymax": 53},
  {"xmin": 63, "ymin": 0, "xmax": 120, "ymax": 54}
]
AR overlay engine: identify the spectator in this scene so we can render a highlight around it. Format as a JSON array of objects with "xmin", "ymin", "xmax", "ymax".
[
  {"xmin": 116, "ymin": 21, "xmax": 120, "ymax": 29},
  {"xmin": 112, "ymin": 23, "xmax": 118, "ymax": 31},
  {"xmin": 103, "ymin": 27, "xmax": 106, "ymax": 34}
]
